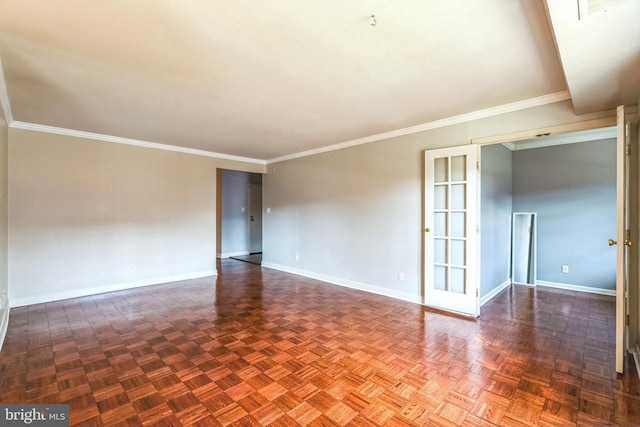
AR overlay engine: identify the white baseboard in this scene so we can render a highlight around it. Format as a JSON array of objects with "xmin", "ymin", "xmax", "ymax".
[
  {"xmin": 512, "ymin": 281, "xmax": 536, "ymax": 287},
  {"xmin": 262, "ymin": 262, "xmax": 423, "ymax": 306},
  {"xmin": 9, "ymin": 270, "xmax": 218, "ymax": 308},
  {"xmin": 535, "ymin": 280, "xmax": 615, "ymax": 296},
  {"xmin": 480, "ymin": 279, "xmax": 511, "ymax": 306},
  {"xmin": 218, "ymin": 251, "xmax": 250, "ymax": 259},
  {"xmin": 0, "ymin": 303, "xmax": 9, "ymax": 352}
]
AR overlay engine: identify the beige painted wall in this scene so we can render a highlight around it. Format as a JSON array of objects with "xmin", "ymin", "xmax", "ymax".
[
  {"xmin": 262, "ymin": 100, "xmax": 617, "ymax": 302},
  {"xmin": 8, "ymin": 128, "xmax": 264, "ymax": 306}
]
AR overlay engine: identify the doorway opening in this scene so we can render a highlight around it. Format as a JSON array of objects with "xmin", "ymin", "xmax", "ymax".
[
  {"xmin": 480, "ymin": 128, "xmax": 617, "ymax": 305},
  {"xmin": 217, "ymin": 169, "xmax": 264, "ymax": 265},
  {"xmin": 476, "ymin": 115, "xmax": 639, "ymax": 375}
]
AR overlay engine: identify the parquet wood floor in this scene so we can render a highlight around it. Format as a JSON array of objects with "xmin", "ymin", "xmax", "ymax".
[{"xmin": 1, "ymin": 259, "xmax": 639, "ymax": 426}]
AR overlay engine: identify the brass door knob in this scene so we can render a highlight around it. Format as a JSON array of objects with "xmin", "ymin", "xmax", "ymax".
[
  {"xmin": 608, "ymin": 239, "xmax": 617, "ymax": 246},
  {"xmin": 625, "ymin": 240, "xmax": 633, "ymax": 247},
  {"xmin": 425, "ymin": 227, "xmax": 431, "ymax": 233}
]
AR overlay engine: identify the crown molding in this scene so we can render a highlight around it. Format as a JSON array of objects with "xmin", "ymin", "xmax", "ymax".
[
  {"xmin": 0, "ymin": 57, "xmax": 14, "ymax": 125},
  {"xmin": 267, "ymin": 90, "xmax": 571, "ymax": 163},
  {"xmin": 4, "ymin": 86, "xmax": 571, "ymax": 165},
  {"xmin": 10, "ymin": 121, "xmax": 266, "ymax": 165}
]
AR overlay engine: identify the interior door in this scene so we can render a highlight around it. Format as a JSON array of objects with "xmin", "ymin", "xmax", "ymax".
[
  {"xmin": 615, "ymin": 105, "xmax": 635, "ymax": 374},
  {"xmin": 424, "ymin": 145, "xmax": 479, "ymax": 316},
  {"xmin": 248, "ymin": 184, "xmax": 263, "ymax": 253}
]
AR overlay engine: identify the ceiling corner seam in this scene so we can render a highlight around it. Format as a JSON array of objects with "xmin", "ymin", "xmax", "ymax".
[
  {"xmin": 266, "ymin": 90, "xmax": 572, "ymax": 164},
  {"xmin": 8, "ymin": 121, "xmax": 266, "ymax": 165}
]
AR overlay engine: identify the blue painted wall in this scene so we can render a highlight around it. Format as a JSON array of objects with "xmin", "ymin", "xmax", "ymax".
[
  {"xmin": 480, "ymin": 144, "xmax": 512, "ymax": 297},
  {"xmin": 512, "ymin": 139, "xmax": 616, "ymax": 290}
]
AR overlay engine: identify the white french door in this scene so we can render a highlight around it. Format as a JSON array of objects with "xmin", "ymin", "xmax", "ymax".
[{"xmin": 424, "ymin": 145, "xmax": 479, "ymax": 317}]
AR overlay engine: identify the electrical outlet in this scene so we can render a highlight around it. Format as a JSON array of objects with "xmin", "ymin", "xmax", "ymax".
[
  {"xmin": 295, "ymin": 254, "xmax": 299, "ymax": 262},
  {"xmin": 398, "ymin": 272, "xmax": 405, "ymax": 281},
  {"xmin": 131, "ymin": 264, "xmax": 136, "ymax": 272},
  {"xmin": 562, "ymin": 265, "xmax": 569, "ymax": 274}
]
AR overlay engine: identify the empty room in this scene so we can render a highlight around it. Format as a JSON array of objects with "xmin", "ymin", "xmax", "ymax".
[{"xmin": 0, "ymin": 1, "xmax": 639, "ymax": 426}]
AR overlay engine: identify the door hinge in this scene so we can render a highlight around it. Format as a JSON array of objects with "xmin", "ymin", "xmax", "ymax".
[
  {"xmin": 627, "ymin": 314, "xmax": 630, "ymax": 326},
  {"xmin": 626, "ymin": 144, "xmax": 631, "ymax": 156},
  {"xmin": 626, "ymin": 229, "xmax": 631, "ymax": 241},
  {"xmin": 476, "ymin": 225, "xmax": 480, "ymax": 233},
  {"xmin": 476, "ymin": 161, "xmax": 480, "ymax": 170},
  {"xmin": 476, "ymin": 289, "xmax": 479, "ymax": 298}
]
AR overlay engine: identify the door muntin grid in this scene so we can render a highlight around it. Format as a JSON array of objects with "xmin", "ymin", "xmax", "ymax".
[{"xmin": 433, "ymin": 155, "xmax": 467, "ymax": 294}]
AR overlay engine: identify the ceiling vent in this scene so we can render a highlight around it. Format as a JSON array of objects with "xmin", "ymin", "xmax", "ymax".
[{"xmin": 578, "ymin": 0, "xmax": 626, "ymax": 19}]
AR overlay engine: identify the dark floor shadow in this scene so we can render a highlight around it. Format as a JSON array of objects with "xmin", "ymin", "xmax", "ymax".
[{"xmin": 229, "ymin": 253, "xmax": 262, "ymax": 266}]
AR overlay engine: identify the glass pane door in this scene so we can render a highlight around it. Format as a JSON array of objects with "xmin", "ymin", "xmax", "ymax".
[{"xmin": 425, "ymin": 145, "xmax": 478, "ymax": 316}]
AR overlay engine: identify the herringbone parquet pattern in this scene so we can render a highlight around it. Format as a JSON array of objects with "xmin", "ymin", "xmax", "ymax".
[{"xmin": 0, "ymin": 259, "xmax": 638, "ymax": 426}]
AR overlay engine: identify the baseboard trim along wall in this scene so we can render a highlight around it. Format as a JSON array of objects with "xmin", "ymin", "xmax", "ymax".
[
  {"xmin": 535, "ymin": 280, "xmax": 616, "ymax": 297},
  {"xmin": 217, "ymin": 251, "xmax": 250, "ymax": 259},
  {"xmin": 480, "ymin": 279, "xmax": 511, "ymax": 307},
  {"xmin": 0, "ymin": 304, "xmax": 10, "ymax": 352},
  {"xmin": 9, "ymin": 270, "xmax": 218, "ymax": 308},
  {"xmin": 262, "ymin": 262, "xmax": 423, "ymax": 306}
]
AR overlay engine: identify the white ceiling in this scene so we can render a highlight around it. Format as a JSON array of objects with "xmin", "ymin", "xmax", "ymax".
[{"xmin": 0, "ymin": 1, "xmax": 637, "ymax": 161}]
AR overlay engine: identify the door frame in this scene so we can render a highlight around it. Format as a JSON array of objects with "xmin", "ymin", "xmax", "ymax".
[{"xmin": 511, "ymin": 212, "xmax": 537, "ymax": 286}]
